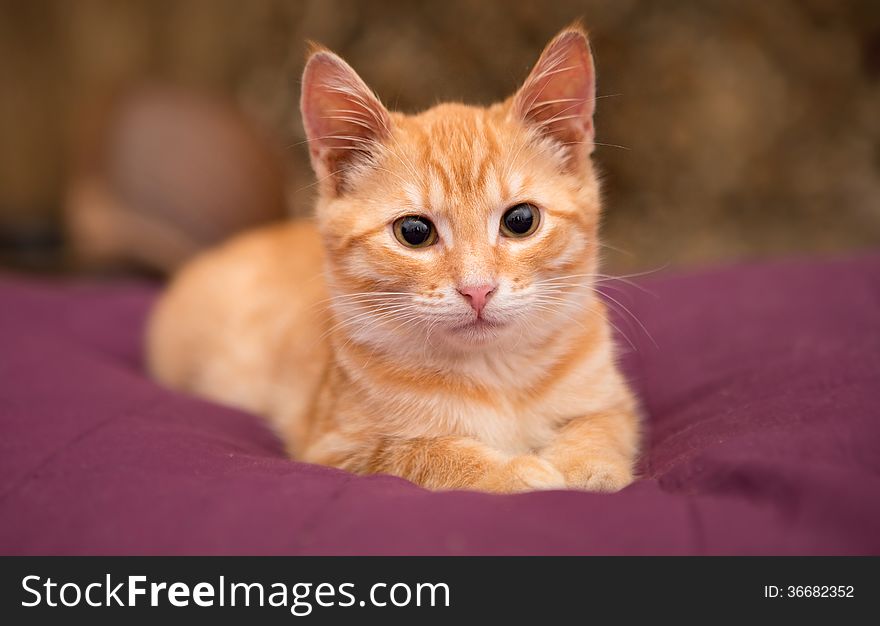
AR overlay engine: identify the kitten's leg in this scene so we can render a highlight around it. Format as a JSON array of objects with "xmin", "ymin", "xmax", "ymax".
[
  {"xmin": 540, "ymin": 405, "xmax": 640, "ymax": 492},
  {"xmin": 305, "ymin": 433, "xmax": 565, "ymax": 493}
]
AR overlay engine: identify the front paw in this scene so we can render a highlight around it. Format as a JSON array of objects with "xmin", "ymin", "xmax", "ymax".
[
  {"xmin": 554, "ymin": 454, "xmax": 635, "ymax": 492},
  {"xmin": 475, "ymin": 455, "xmax": 566, "ymax": 494}
]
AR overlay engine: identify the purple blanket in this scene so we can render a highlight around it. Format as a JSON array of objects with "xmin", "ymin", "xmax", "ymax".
[{"xmin": 1, "ymin": 254, "xmax": 879, "ymax": 554}]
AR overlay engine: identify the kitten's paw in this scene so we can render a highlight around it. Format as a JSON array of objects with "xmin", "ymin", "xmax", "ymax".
[
  {"xmin": 476, "ymin": 456, "xmax": 566, "ymax": 493},
  {"xmin": 557, "ymin": 455, "xmax": 635, "ymax": 492}
]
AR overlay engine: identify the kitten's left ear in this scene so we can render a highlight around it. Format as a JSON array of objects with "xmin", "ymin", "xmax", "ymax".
[
  {"xmin": 300, "ymin": 46, "xmax": 391, "ymax": 195},
  {"xmin": 512, "ymin": 26, "xmax": 596, "ymax": 167}
]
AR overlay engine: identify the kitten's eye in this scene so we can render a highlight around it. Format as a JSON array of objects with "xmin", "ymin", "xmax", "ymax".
[
  {"xmin": 393, "ymin": 215, "xmax": 438, "ymax": 248},
  {"xmin": 500, "ymin": 203, "xmax": 540, "ymax": 238}
]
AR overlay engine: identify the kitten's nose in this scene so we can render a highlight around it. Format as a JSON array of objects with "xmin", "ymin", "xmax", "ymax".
[{"xmin": 457, "ymin": 283, "xmax": 496, "ymax": 315}]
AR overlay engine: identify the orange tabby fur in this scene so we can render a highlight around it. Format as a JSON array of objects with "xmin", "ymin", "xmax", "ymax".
[{"xmin": 147, "ymin": 26, "xmax": 641, "ymax": 493}]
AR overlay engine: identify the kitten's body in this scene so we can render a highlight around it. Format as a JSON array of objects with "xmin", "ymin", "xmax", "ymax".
[{"xmin": 148, "ymin": 28, "xmax": 640, "ymax": 492}]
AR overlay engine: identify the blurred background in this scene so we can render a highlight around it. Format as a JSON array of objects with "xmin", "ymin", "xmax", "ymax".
[{"xmin": 1, "ymin": 0, "xmax": 879, "ymax": 275}]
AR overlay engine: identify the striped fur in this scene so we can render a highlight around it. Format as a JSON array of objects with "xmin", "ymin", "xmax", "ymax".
[{"xmin": 147, "ymin": 26, "xmax": 640, "ymax": 492}]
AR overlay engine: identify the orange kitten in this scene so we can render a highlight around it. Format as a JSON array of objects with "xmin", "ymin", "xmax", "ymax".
[{"xmin": 147, "ymin": 26, "xmax": 641, "ymax": 493}]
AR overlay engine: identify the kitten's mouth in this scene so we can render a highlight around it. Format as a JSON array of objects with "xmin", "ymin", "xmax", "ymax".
[{"xmin": 451, "ymin": 318, "xmax": 505, "ymax": 333}]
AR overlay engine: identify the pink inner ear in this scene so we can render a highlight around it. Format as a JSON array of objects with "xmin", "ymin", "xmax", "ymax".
[
  {"xmin": 300, "ymin": 51, "xmax": 390, "ymax": 186},
  {"xmin": 514, "ymin": 30, "xmax": 596, "ymax": 151}
]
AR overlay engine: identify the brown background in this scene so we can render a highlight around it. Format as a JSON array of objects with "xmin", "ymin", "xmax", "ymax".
[{"xmin": 2, "ymin": 0, "xmax": 879, "ymax": 273}]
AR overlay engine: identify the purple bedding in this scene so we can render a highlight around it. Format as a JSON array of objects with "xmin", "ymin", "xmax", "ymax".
[{"xmin": 1, "ymin": 254, "xmax": 879, "ymax": 555}]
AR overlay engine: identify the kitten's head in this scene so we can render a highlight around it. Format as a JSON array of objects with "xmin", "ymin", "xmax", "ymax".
[{"xmin": 301, "ymin": 26, "xmax": 603, "ymax": 355}]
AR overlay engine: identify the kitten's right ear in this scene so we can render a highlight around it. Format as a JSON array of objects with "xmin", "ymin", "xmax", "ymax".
[
  {"xmin": 300, "ymin": 47, "xmax": 391, "ymax": 195},
  {"xmin": 511, "ymin": 26, "xmax": 596, "ymax": 169}
]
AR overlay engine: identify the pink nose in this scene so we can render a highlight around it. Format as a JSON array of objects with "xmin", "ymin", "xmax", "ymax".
[{"xmin": 457, "ymin": 283, "xmax": 496, "ymax": 315}]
